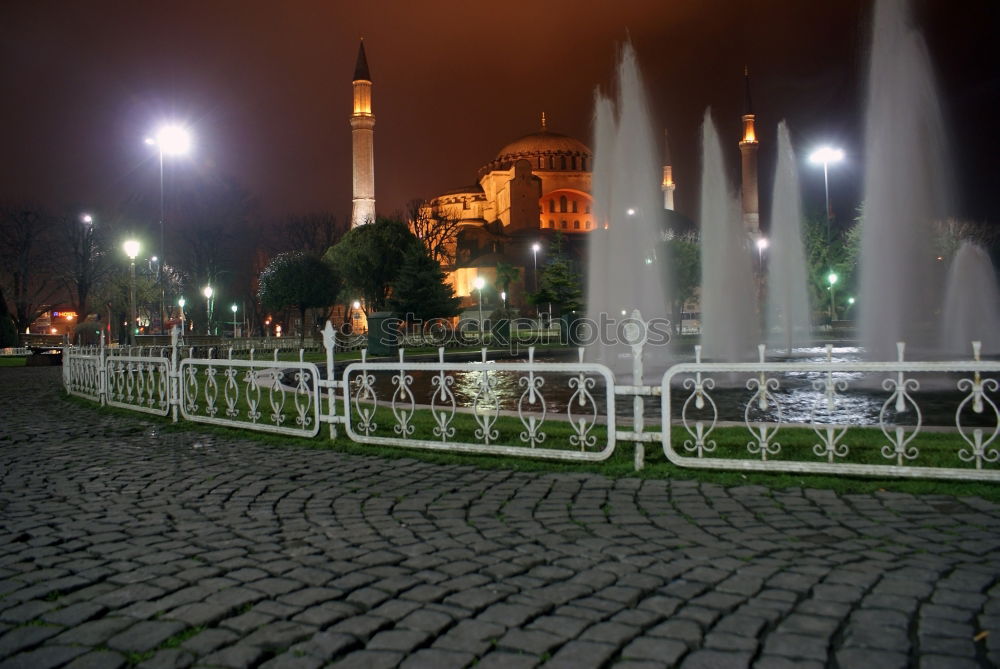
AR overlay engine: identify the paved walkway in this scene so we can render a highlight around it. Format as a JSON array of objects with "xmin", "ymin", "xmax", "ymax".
[{"xmin": 1, "ymin": 367, "xmax": 999, "ymax": 668}]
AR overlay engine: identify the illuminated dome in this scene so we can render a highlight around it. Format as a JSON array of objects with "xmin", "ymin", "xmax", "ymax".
[
  {"xmin": 480, "ymin": 130, "xmax": 592, "ymax": 177},
  {"xmin": 496, "ymin": 131, "xmax": 591, "ymax": 160}
]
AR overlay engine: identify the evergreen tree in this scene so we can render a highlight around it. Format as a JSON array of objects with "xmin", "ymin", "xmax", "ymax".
[
  {"xmin": 258, "ymin": 251, "xmax": 340, "ymax": 344},
  {"xmin": 388, "ymin": 246, "xmax": 461, "ymax": 322},
  {"xmin": 325, "ymin": 218, "xmax": 419, "ymax": 312},
  {"xmin": 529, "ymin": 234, "xmax": 583, "ymax": 315}
]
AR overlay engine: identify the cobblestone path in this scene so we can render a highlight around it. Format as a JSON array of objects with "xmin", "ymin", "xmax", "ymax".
[{"xmin": 1, "ymin": 367, "xmax": 999, "ymax": 668}]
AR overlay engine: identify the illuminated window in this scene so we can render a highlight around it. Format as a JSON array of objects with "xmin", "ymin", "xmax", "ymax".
[{"xmin": 560, "ymin": 196, "xmax": 567, "ymax": 213}]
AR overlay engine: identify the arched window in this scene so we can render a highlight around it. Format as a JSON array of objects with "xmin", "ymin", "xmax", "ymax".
[
  {"xmin": 548, "ymin": 156, "xmax": 554, "ymax": 169},
  {"xmin": 560, "ymin": 156, "xmax": 567, "ymax": 170},
  {"xmin": 585, "ymin": 204, "xmax": 591, "ymax": 214},
  {"xmin": 585, "ymin": 221, "xmax": 591, "ymax": 230},
  {"xmin": 572, "ymin": 156, "xmax": 578, "ymax": 170},
  {"xmin": 538, "ymin": 157, "xmax": 544, "ymax": 169},
  {"xmin": 581, "ymin": 157, "xmax": 587, "ymax": 171},
  {"xmin": 572, "ymin": 201, "xmax": 578, "ymax": 213},
  {"xmin": 574, "ymin": 220, "xmax": 580, "ymax": 229},
  {"xmin": 560, "ymin": 196, "xmax": 567, "ymax": 213},
  {"xmin": 549, "ymin": 219, "xmax": 554, "ymax": 228},
  {"xmin": 549, "ymin": 200, "xmax": 555, "ymax": 213},
  {"xmin": 561, "ymin": 220, "xmax": 567, "ymax": 229}
]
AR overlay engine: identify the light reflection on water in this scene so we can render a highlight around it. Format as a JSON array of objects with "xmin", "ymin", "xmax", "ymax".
[{"xmin": 342, "ymin": 346, "xmax": 993, "ymax": 427}]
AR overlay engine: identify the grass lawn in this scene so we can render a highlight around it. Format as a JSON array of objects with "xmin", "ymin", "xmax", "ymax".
[
  {"xmin": 65, "ymin": 388, "xmax": 1000, "ymax": 503},
  {"xmin": 0, "ymin": 356, "xmax": 26, "ymax": 367}
]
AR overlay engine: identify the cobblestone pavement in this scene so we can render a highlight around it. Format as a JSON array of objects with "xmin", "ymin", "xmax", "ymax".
[{"xmin": 1, "ymin": 367, "xmax": 999, "ymax": 668}]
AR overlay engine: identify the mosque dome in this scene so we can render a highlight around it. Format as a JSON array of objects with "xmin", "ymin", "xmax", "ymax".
[
  {"xmin": 495, "ymin": 131, "xmax": 591, "ymax": 160},
  {"xmin": 479, "ymin": 129, "xmax": 592, "ymax": 178}
]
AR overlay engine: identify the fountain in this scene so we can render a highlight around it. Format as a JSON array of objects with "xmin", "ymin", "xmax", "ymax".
[
  {"xmin": 766, "ymin": 121, "xmax": 813, "ymax": 354},
  {"xmin": 698, "ymin": 111, "xmax": 758, "ymax": 361},
  {"xmin": 940, "ymin": 242, "xmax": 1000, "ymax": 355},
  {"xmin": 586, "ymin": 43, "xmax": 671, "ymax": 371},
  {"xmin": 858, "ymin": 0, "xmax": 951, "ymax": 359}
]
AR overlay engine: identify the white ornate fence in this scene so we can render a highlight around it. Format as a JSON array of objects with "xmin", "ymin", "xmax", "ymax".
[{"xmin": 61, "ymin": 321, "xmax": 1000, "ymax": 481}]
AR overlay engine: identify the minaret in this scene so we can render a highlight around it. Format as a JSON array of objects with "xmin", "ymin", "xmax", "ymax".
[
  {"xmin": 739, "ymin": 66, "xmax": 760, "ymax": 233},
  {"xmin": 350, "ymin": 40, "xmax": 375, "ymax": 228},
  {"xmin": 661, "ymin": 130, "xmax": 676, "ymax": 211}
]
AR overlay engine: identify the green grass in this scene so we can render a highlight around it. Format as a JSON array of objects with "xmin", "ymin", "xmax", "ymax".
[
  {"xmin": 63, "ymin": 388, "xmax": 1000, "ymax": 502},
  {"xmin": 0, "ymin": 356, "xmax": 26, "ymax": 367}
]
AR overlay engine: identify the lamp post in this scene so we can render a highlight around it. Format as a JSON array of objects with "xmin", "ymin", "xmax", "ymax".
[
  {"xmin": 827, "ymin": 271, "xmax": 838, "ymax": 324},
  {"xmin": 123, "ymin": 240, "xmax": 140, "ymax": 345},
  {"xmin": 145, "ymin": 124, "xmax": 192, "ymax": 334},
  {"xmin": 230, "ymin": 304, "xmax": 238, "ymax": 337},
  {"xmin": 474, "ymin": 276, "xmax": 485, "ymax": 342},
  {"xmin": 755, "ymin": 236, "xmax": 769, "ymax": 267},
  {"xmin": 531, "ymin": 242, "xmax": 541, "ymax": 291},
  {"xmin": 501, "ymin": 291, "xmax": 507, "ymax": 310},
  {"xmin": 809, "ymin": 146, "xmax": 844, "ymax": 293},
  {"xmin": 178, "ymin": 297, "xmax": 186, "ymax": 337},
  {"xmin": 202, "ymin": 285, "xmax": 214, "ymax": 335}
]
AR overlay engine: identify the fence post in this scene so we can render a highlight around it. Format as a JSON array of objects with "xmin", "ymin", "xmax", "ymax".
[
  {"xmin": 323, "ymin": 320, "xmax": 338, "ymax": 440},
  {"xmin": 98, "ymin": 331, "xmax": 107, "ymax": 406},
  {"xmin": 630, "ymin": 309, "xmax": 646, "ymax": 471},
  {"xmin": 170, "ymin": 325, "xmax": 180, "ymax": 422}
]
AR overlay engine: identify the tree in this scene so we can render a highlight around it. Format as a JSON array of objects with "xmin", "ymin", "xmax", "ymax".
[
  {"xmin": 530, "ymin": 234, "xmax": 583, "ymax": 315},
  {"xmin": 272, "ymin": 212, "xmax": 347, "ymax": 257},
  {"xmin": 405, "ymin": 199, "xmax": 461, "ymax": 265},
  {"xmin": 802, "ymin": 215, "xmax": 860, "ymax": 320},
  {"xmin": 0, "ymin": 205, "xmax": 60, "ymax": 331},
  {"xmin": 325, "ymin": 218, "xmax": 420, "ymax": 312},
  {"xmin": 258, "ymin": 252, "xmax": 341, "ymax": 345},
  {"xmin": 388, "ymin": 246, "xmax": 462, "ymax": 323},
  {"xmin": 495, "ymin": 262, "xmax": 521, "ymax": 297},
  {"xmin": 55, "ymin": 213, "xmax": 114, "ymax": 339},
  {"xmin": 662, "ymin": 232, "xmax": 701, "ymax": 333}
]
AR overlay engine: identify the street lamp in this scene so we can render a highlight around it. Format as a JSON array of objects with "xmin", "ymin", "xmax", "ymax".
[
  {"xmin": 145, "ymin": 123, "xmax": 192, "ymax": 334},
  {"xmin": 755, "ymin": 236, "xmax": 769, "ymax": 267},
  {"xmin": 230, "ymin": 304, "xmax": 239, "ymax": 338},
  {"xmin": 474, "ymin": 276, "xmax": 486, "ymax": 341},
  {"xmin": 809, "ymin": 146, "xmax": 844, "ymax": 293},
  {"xmin": 827, "ymin": 271, "xmax": 839, "ymax": 323},
  {"xmin": 202, "ymin": 285, "xmax": 214, "ymax": 335},
  {"xmin": 123, "ymin": 240, "xmax": 140, "ymax": 345},
  {"xmin": 531, "ymin": 242, "xmax": 541, "ymax": 292},
  {"xmin": 178, "ymin": 297, "xmax": 186, "ymax": 336},
  {"xmin": 501, "ymin": 291, "xmax": 507, "ymax": 310}
]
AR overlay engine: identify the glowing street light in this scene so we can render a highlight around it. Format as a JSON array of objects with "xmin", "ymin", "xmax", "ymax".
[
  {"xmin": 178, "ymin": 297, "xmax": 186, "ymax": 335},
  {"xmin": 231, "ymin": 303, "xmax": 239, "ymax": 338},
  {"xmin": 202, "ymin": 285, "xmax": 214, "ymax": 335},
  {"xmin": 531, "ymin": 242, "xmax": 541, "ymax": 292},
  {"xmin": 827, "ymin": 271, "xmax": 839, "ymax": 323},
  {"xmin": 123, "ymin": 240, "xmax": 140, "ymax": 344},
  {"xmin": 145, "ymin": 123, "xmax": 192, "ymax": 334},
  {"xmin": 501, "ymin": 291, "xmax": 507, "ymax": 310}
]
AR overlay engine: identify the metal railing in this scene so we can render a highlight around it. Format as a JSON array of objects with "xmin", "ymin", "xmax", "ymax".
[{"xmin": 61, "ymin": 317, "xmax": 1000, "ymax": 481}]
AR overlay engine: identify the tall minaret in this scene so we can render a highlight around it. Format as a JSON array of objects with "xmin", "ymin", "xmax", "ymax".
[
  {"xmin": 739, "ymin": 66, "xmax": 760, "ymax": 234},
  {"xmin": 661, "ymin": 130, "xmax": 676, "ymax": 211},
  {"xmin": 351, "ymin": 40, "xmax": 375, "ymax": 228}
]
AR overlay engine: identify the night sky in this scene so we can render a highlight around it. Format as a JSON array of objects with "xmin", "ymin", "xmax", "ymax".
[{"xmin": 2, "ymin": 0, "xmax": 997, "ymax": 228}]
